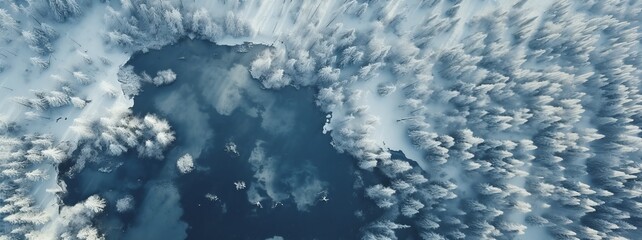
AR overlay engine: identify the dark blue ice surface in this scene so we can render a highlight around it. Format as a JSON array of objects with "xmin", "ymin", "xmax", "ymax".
[{"xmin": 62, "ymin": 39, "xmax": 377, "ymax": 240}]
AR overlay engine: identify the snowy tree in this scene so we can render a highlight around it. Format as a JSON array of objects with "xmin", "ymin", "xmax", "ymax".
[
  {"xmin": 189, "ymin": 8, "xmax": 223, "ymax": 41},
  {"xmin": 249, "ymin": 48, "xmax": 292, "ymax": 88},
  {"xmin": 22, "ymin": 24, "xmax": 58, "ymax": 55},
  {"xmin": 115, "ymin": 195, "xmax": 134, "ymax": 213},
  {"xmin": 419, "ymin": 231, "xmax": 447, "ymax": 240},
  {"xmin": 48, "ymin": 0, "xmax": 83, "ymax": 21},
  {"xmin": 33, "ymin": 90, "xmax": 71, "ymax": 108},
  {"xmin": 366, "ymin": 184, "xmax": 397, "ymax": 208},
  {"xmin": 151, "ymin": 69, "xmax": 177, "ymax": 86},
  {"xmin": 318, "ymin": 66, "xmax": 340, "ymax": 83},
  {"xmin": 76, "ymin": 226, "xmax": 104, "ymax": 240},
  {"xmin": 105, "ymin": 30, "xmax": 134, "ymax": 46},
  {"xmin": 70, "ymin": 97, "xmax": 87, "ymax": 108},
  {"xmin": 250, "ymin": 49, "xmax": 275, "ymax": 79},
  {"xmin": 316, "ymin": 86, "xmax": 344, "ymax": 112},
  {"xmin": 262, "ymin": 69, "xmax": 291, "ymax": 89},
  {"xmin": 84, "ymin": 195, "xmax": 106, "ymax": 213},
  {"xmin": 404, "ymin": 172, "xmax": 429, "ymax": 185},
  {"xmin": 401, "ymin": 198, "xmax": 425, "ymax": 217},
  {"xmin": 23, "ymin": 194, "xmax": 106, "ymax": 239},
  {"xmin": 117, "ymin": 65, "xmax": 143, "ymax": 97},
  {"xmin": 25, "ymin": 169, "xmax": 48, "ymax": 181},
  {"xmin": 163, "ymin": 8, "xmax": 184, "ymax": 35},
  {"xmin": 224, "ymin": 11, "xmax": 249, "ymax": 37},
  {"xmin": 340, "ymin": 46, "xmax": 364, "ymax": 66},
  {"xmin": 30, "ymin": 57, "xmax": 50, "ymax": 69},
  {"xmin": 367, "ymin": 37, "xmax": 391, "ymax": 63},
  {"xmin": 0, "ymin": 9, "xmax": 18, "ymax": 32},
  {"xmin": 362, "ymin": 220, "xmax": 409, "ymax": 240},
  {"xmin": 381, "ymin": 159, "xmax": 413, "ymax": 177},
  {"xmin": 71, "ymin": 108, "xmax": 174, "ymax": 159},
  {"xmin": 177, "ymin": 153, "xmax": 194, "ymax": 174}
]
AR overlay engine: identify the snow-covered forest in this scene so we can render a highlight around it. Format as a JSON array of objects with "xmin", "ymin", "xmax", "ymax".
[{"xmin": 2, "ymin": 0, "xmax": 642, "ymax": 239}]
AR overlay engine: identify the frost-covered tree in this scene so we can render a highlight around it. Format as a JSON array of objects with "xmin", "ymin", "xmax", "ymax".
[
  {"xmin": 401, "ymin": 198, "xmax": 425, "ymax": 217},
  {"xmin": 103, "ymin": 1, "xmax": 188, "ymax": 49},
  {"xmin": 71, "ymin": 106, "xmax": 175, "ymax": 159},
  {"xmin": 250, "ymin": 48, "xmax": 291, "ymax": 88},
  {"xmin": 316, "ymin": 86, "xmax": 344, "ymax": 112},
  {"xmin": 177, "ymin": 153, "xmax": 194, "ymax": 174},
  {"xmin": 366, "ymin": 184, "xmax": 396, "ymax": 208},
  {"xmin": 164, "ymin": 8, "xmax": 184, "ymax": 35},
  {"xmin": 367, "ymin": 37, "xmax": 390, "ymax": 63},
  {"xmin": 84, "ymin": 195, "xmax": 106, "ymax": 213},
  {"xmin": 361, "ymin": 220, "xmax": 409, "ymax": 240},
  {"xmin": 24, "ymin": 195, "xmax": 106, "ymax": 239},
  {"xmin": 381, "ymin": 159, "xmax": 413, "ymax": 177},
  {"xmin": 0, "ymin": 9, "xmax": 18, "ymax": 32},
  {"xmin": 30, "ymin": 57, "xmax": 50, "ymax": 69},
  {"xmin": 317, "ymin": 66, "xmax": 340, "ymax": 83},
  {"xmin": 151, "ymin": 69, "xmax": 177, "ymax": 86},
  {"xmin": 22, "ymin": 24, "xmax": 58, "ymax": 55},
  {"xmin": 188, "ymin": 8, "xmax": 223, "ymax": 41},
  {"xmin": 76, "ymin": 226, "xmax": 104, "ymax": 240},
  {"xmin": 117, "ymin": 65, "xmax": 143, "ymax": 97},
  {"xmin": 224, "ymin": 11, "xmax": 250, "ymax": 37},
  {"xmin": 25, "ymin": 169, "xmax": 48, "ymax": 181},
  {"xmin": 47, "ymin": 0, "xmax": 83, "ymax": 21},
  {"xmin": 33, "ymin": 90, "xmax": 71, "ymax": 108},
  {"xmin": 115, "ymin": 195, "xmax": 134, "ymax": 213},
  {"xmin": 72, "ymin": 71, "xmax": 92, "ymax": 85}
]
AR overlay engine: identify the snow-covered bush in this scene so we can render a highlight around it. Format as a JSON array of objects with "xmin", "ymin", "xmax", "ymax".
[
  {"xmin": 176, "ymin": 153, "xmax": 194, "ymax": 174},
  {"xmin": 116, "ymin": 195, "xmax": 134, "ymax": 213},
  {"xmin": 151, "ymin": 69, "xmax": 177, "ymax": 86}
]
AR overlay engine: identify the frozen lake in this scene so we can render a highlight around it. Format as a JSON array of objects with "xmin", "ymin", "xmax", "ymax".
[{"xmin": 62, "ymin": 39, "xmax": 375, "ymax": 239}]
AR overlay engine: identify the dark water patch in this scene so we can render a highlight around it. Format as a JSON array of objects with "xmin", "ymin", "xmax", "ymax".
[
  {"xmin": 56, "ymin": 39, "xmax": 420, "ymax": 240},
  {"xmin": 59, "ymin": 149, "xmax": 166, "ymax": 239},
  {"xmin": 126, "ymin": 39, "xmax": 365, "ymax": 239}
]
